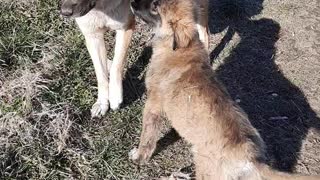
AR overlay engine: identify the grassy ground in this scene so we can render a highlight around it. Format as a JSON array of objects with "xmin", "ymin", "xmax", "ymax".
[{"xmin": 0, "ymin": 0, "xmax": 319, "ymax": 179}]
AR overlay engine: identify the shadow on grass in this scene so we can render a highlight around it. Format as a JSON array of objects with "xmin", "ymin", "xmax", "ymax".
[
  {"xmin": 153, "ymin": 129, "xmax": 181, "ymax": 156},
  {"xmin": 208, "ymin": 0, "xmax": 320, "ymax": 172},
  {"xmin": 122, "ymin": 46, "xmax": 152, "ymax": 106}
]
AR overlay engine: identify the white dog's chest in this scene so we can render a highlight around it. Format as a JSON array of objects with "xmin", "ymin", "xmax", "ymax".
[{"xmin": 75, "ymin": 9, "xmax": 131, "ymax": 34}]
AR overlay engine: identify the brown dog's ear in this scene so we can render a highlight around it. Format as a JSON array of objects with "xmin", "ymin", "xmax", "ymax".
[{"xmin": 171, "ymin": 19, "xmax": 195, "ymax": 50}]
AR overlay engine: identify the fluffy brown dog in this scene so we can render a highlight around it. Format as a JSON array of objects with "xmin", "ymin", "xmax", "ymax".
[{"xmin": 129, "ymin": 0, "xmax": 320, "ymax": 179}]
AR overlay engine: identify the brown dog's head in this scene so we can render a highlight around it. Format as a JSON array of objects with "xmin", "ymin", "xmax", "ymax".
[
  {"xmin": 131, "ymin": 0, "xmax": 197, "ymax": 50},
  {"xmin": 60, "ymin": 0, "xmax": 96, "ymax": 17}
]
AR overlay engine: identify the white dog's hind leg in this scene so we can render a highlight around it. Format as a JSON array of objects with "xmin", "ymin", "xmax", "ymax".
[
  {"xmin": 84, "ymin": 32, "xmax": 110, "ymax": 117},
  {"xmin": 109, "ymin": 28, "xmax": 133, "ymax": 110}
]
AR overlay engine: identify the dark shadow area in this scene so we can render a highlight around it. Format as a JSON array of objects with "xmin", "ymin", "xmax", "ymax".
[
  {"xmin": 153, "ymin": 129, "xmax": 181, "ymax": 156},
  {"xmin": 122, "ymin": 46, "xmax": 152, "ymax": 107},
  {"xmin": 208, "ymin": 0, "xmax": 320, "ymax": 172}
]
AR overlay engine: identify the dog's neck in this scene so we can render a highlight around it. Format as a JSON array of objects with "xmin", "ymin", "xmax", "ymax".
[
  {"xmin": 152, "ymin": 34, "xmax": 175, "ymax": 50},
  {"xmin": 149, "ymin": 32, "xmax": 207, "ymax": 70},
  {"xmin": 152, "ymin": 30, "xmax": 202, "ymax": 53}
]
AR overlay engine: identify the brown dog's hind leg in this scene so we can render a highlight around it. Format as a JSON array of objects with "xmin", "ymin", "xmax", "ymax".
[
  {"xmin": 129, "ymin": 96, "xmax": 162, "ymax": 165},
  {"xmin": 193, "ymin": 152, "xmax": 220, "ymax": 180}
]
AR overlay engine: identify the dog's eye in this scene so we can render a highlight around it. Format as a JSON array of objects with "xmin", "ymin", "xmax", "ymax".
[
  {"xmin": 150, "ymin": 0, "xmax": 160, "ymax": 15},
  {"xmin": 153, "ymin": 0, "xmax": 160, "ymax": 7}
]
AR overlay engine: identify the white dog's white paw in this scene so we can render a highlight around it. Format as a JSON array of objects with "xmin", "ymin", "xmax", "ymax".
[
  {"xmin": 109, "ymin": 81, "xmax": 123, "ymax": 110},
  {"xmin": 128, "ymin": 147, "xmax": 139, "ymax": 161},
  {"xmin": 91, "ymin": 101, "xmax": 109, "ymax": 118}
]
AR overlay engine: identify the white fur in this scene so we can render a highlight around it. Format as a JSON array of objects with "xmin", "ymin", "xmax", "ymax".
[
  {"xmin": 83, "ymin": 32, "xmax": 109, "ymax": 117},
  {"xmin": 128, "ymin": 147, "xmax": 139, "ymax": 161},
  {"xmin": 197, "ymin": 23, "xmax": 209, "ymax": 50},
  {"xmin": 74, "ymin": 0, "xmax": 133, "ymax": 117},
  {"xmin": 109, "ymin": 29, "xmax": 132, "ymax": 110}
]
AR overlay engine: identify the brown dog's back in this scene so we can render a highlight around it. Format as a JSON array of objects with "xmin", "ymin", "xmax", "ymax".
[{"xmin": 148, "ymin": 38, "xmax": 265, "ymax": 178}]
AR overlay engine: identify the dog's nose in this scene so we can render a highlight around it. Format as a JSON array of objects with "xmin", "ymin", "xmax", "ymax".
[{"xmin": 60, "ymin": 7, "xmax": 73, "ymax": 17}]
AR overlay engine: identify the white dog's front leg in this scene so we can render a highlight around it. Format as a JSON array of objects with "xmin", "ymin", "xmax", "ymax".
[
  {"xmin": 85, "ymin": 32, "xmax": 109, "ymax": 117},
  {"xmin": 197, "ymin": 23, "xmax": 209, "ymax": 51},
  {"xmin": 109, "ymin": 28, "xmax": 133, "ymax": 110}
]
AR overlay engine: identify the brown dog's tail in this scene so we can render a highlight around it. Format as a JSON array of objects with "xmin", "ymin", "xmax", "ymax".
[{"xmin": 258, "ymin": 164, "xmax": 320, "ymax": 180}]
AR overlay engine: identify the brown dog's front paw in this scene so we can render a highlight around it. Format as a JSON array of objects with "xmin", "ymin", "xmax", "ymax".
[
  {"xmin": 129, "ymin": 147, "xmax": 151, "ymax": 165},
  {"xmin": 159, "ymin": 172, "xmax": 191, "ymax": 180}
]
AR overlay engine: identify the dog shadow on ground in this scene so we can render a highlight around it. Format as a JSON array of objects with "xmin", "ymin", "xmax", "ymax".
[
  {"xmin": 208, "ymin": 0, "xmax": 320, "ymax": 172},
  {"xmin": 123, "ymin": 46, "xmax": 152, "ymax": 105}
]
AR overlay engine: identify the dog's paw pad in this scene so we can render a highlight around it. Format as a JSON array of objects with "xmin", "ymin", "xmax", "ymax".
[
  {"xmin": 109, "ymin": 89, "xmax": 123, "ymax": 110},
  {"xmin": 128, "ymin": 147, "xmax": 151, "ymax": 165},
  {"xmin": 160, "ymin": 172, "xmax": 191, "ymax": 180},
  {"xmin": 128, "ymin": 147, "xmax": 139, "ymax": 161},
  {"xmin": 171, "ymin": 172, "xmax": 191, "ymax": 180},
  {"xmin": 109, "ymin": 98, "xmax": 122, "ymax": 110},
  {"xmin": 91, "ymin": 101, "xmax": 109, "ymax": 118}
]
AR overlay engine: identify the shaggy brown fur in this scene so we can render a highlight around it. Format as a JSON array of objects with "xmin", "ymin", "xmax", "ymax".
[{"xmin": 130, "ymin": 0, "xmax": 320, "ymax": 179}]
